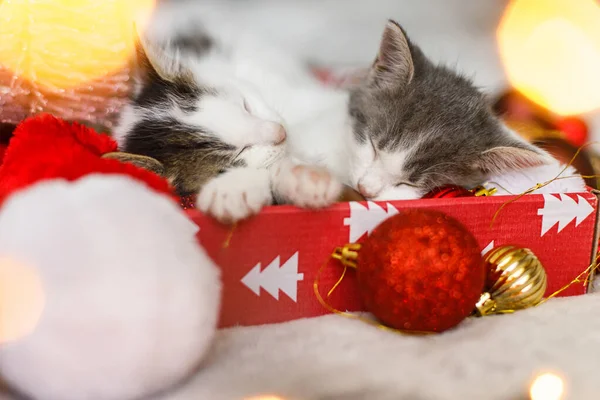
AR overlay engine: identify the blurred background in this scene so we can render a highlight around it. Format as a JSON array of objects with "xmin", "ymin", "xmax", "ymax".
[
  {"xmin": 2, "ymin": 0, "xmax": 600, "ymax": 183},
  {"xmin": 218, "ymin": 0, "xmax": 509, "ymax": 91},
  {"xmin": 220, "ymin": 0, "xmax": 600, "ymax": 131}
]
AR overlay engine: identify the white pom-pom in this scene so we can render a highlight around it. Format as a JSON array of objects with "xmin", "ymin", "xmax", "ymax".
[
  {"xmin": 0, "ymin": 175, "xmax": 221, "ymax": 400},
  {"xmin": 487, "ymin": 160, "xmax": 587, "ymax": 196}
]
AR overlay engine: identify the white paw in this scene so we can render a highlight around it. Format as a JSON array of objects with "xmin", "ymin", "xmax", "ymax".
[
  {"xmin": 196, "ymin": 168, "xmax": 272, "ymax": 223},
  {"xmin": 273, "ymin": 162, "xmax": 342, "ymax": 208}
]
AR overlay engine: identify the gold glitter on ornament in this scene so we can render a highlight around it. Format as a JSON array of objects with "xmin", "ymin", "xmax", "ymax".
[{"xmin": 475, "ymin": 245, "xmax": 547, "ymax": 316}]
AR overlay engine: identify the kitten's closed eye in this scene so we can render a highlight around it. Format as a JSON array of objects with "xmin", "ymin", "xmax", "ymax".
[
  {"xmin": 394, "ymin": 180, "xmax": 415, "ymax": 188},
  {"xmin": 243, "ymin": 99, "xmax": 252, "ymax": 114}
]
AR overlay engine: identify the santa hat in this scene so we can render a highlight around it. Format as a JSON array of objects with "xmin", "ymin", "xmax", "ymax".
[{"xmin": 0, "ymin": 114, "xmax": 221, "ymax": 400}]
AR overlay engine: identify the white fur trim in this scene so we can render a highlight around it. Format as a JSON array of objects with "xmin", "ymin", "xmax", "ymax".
[{"xmin": 0, "ymin": 175, "xmax": 221, "ymax": 400}]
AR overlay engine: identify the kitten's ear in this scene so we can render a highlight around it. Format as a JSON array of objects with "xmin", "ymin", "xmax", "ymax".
[
  {"xmin": 133, "ymin": 24, "xmax": 193, "ymax": 83},
  {"xmin": 473, "ymin": 143, "xmax": 553, "ymax": 176},
  {"xmin": 102, "ymin": 152, "xmax": 165, "ymax": 176},
  {"xmin": 368, "ymin": 20, "xmax": 415, "ymax": 90}
]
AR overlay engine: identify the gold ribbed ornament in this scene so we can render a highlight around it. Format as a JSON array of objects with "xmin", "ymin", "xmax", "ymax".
[{"xmin": 475, "ymin": 245, "xmax": 547, "ymax": 316}]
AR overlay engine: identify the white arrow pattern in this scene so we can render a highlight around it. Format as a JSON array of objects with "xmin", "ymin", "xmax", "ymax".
[
  {"xmin": 538, "ymin": 194, "xmax": 594, "ymax": 236},
  {"xmin": 344, "ymin": 201, "xmax": 400, "ymax": 242},
  {"xmin": 241, "ymin": 252, "xmax": 304, "ymax": 302}
]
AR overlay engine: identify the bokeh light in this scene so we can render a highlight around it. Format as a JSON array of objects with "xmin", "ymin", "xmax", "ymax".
[
  {"xmin": 529, "ymin": 372, "xmax": 565, "ymax": 400},
  {"xmin": 0, "ymin": 256, "xmax": 45, "ymax": 343},
  {"xmin": 0, "ymin": 0, "xmax": 155, "ymax": 89},
  {"xmin": 498, "ymin": 0, "xmax": 600, "ymax": 116}
]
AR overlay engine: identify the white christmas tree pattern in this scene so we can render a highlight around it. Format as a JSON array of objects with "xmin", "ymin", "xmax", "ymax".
[
  {"xmin": 344, "ymin": 201, "xmax": 400, "ymax": 242},
  {"xmin": 241, "ymin": 252, "xmax": 304, "ymax": 302},
  {"xmin": 538, "ymin": 194, "xmax": 594, "ymax": 236}
]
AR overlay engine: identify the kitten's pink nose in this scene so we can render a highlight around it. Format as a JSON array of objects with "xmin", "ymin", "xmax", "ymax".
[
  {"xmin": 357, "ymin": 183, "xmax": 377, "ymax": 198},
  {"xmin": 274, "ymin": 124, "xmax": 287, "ymax": 145}
]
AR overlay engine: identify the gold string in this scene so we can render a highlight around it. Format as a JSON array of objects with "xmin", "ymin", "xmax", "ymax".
[
  {"xmin": 556, "ymin": 174, "xmax": 600, "ymax": 181},
  {"xmin": 490, "ymin": 141, "xmax": 599, "ymax": 228},
  {"xmin": 583, "ymin": 253, "xmax": 599, "ymax": 288},
  {"xmin": 221, "ymin": 223, "xmax": 238, "ymax": 249},
  {"xmin": 327, "ymin": 266, "xmax": 348, "ymax": 298},
  {"xmin": 326, "ymin": 244, "xmax": 360, "ymax": 297}
]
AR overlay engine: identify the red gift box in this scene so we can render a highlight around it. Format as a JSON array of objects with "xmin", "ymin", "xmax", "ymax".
[{"xmin": 190, "ymin": 190, "xmax": 600, "ymax": 328}]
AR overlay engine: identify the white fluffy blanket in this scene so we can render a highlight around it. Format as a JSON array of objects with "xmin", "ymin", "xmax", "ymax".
[
  {"xmin": 164, "ymin": 291, "xmax": 600, "ymax": 400},
  {"xmin": 164, "ymin": 292, "xmax": 600, "ymax": 400}
]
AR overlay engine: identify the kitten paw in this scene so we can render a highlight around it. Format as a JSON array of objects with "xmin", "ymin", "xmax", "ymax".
[
  {"xmin": 196, "ymin": 168, "xmax": 272, "ymax": 224},
  {"xmin": 273, "ymin": 163, "xmax": 342, "ymax": 208}
]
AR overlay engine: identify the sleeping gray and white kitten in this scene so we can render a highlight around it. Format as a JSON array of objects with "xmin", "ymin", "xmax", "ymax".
[
  {"xmin": 113, "ymin": 3, "xmax": 552, "ymax": 222},
  {"xmin": 291, "ymin": 21, "xmax": 554, "ymax": 201}
]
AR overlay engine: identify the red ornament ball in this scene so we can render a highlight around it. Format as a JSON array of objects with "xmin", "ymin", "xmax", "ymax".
[
  {"xmin": 357, "ymin": 209, "xmax": 485, "ymax": 333},
  {"xmin": 555, "ymin": 117, "xmax": 589, "ymax": 148},
  {"xmin": 422, "ymin": 185, "xmax": 474, "ymax": 199},
  {"xmin": 179, "ymin": 193, "xmax": 198, "ymax": 210}
]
